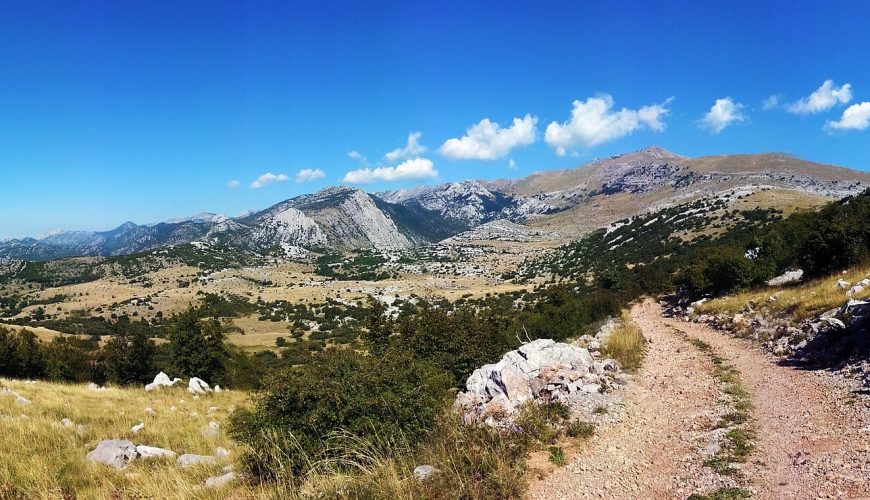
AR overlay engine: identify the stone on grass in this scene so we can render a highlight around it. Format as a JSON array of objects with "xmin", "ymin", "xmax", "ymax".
[
  {"xmin": 177, "ymin": 454, "xmax": 217, "ymax": 468},
  {"xmin": 145, "ymin": 372, "xmax": 182, "ymax": 392},
  {"xmin": 87, "ymin": 439, "xmax": 138, "ymax": 469},
  {"xmin": 135, "ymin": 445, "xmax": 176, "ymax": 460},
  {"xmin": 188, "ymin": 377, "xmax": 212, "ymax": 395},
  {"xmin": 205, "ymin": 471, "xmax": 236, "ymax": 489},
  {"xmin": 414, "ymin": 464, "xmax": 438, "ymax": 482},
  {"xmin": 131, "ymin": 422, "xmax": 145, "ymax": 434}
]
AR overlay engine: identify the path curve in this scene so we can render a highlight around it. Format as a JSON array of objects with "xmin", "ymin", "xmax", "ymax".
[{"xmin": 527, "ymin": 299, "xmax": 870, "ymax": 499}]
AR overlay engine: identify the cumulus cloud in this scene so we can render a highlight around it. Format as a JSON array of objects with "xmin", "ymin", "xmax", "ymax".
[
  {"xmin": 226, "ymin": 179, "xmax": 240, "ymax": 189},
  {"xmin": 508, "ymin": 158, "xmax": 517, "ymax": 170},
  {"xmin": 544, "ymin": 95, "xmax": 671, "ymax": 156},
  {"xmin": 699, "ymin": 98, "xmax": 747, "ymax": 134},
  {"xmin": 385, "ymin": 131, "xmax": 426, "ymax": 162},
  {"xmin": 342, "ymin": 157, "xmax": 437, "ymax": 184},
  {"xmin": 788, "ymin": 80, "xmax": 852, "ymax": 114},
  {"xmin": 762, "ymin": 95, "xmax": 780, "ymax": 111},
  {"xmin": 825, "ymin": 102, "xmax": 870, "ymax": 132},
  {"xmin": 295, "ymin": 168, "xmax": 326, "ymax": 183},
  {"xmin": 250, "ymin": 172, "xmax": 289, "ymax": 189},
  {"xmin": 438, "ymin": 115, "xmax": 537, "ymax": 160}
]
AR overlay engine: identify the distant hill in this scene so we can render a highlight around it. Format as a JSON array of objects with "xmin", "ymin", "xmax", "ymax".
[{"xmin": 2, "ymin": 147, "xmax": 868, "ymax": 260}]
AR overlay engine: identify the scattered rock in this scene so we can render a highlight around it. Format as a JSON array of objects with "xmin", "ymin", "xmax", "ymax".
[
  {"xmin": 766, "ymin": 269, "xmax": 804, "ymax": 286},
  {"xmin": 15, "ymin": 396, "xmax": 31, "ymax": 406},
  {"xmin": 87, "ymin": 439, "xmax": 138, "ymax": 469},
  {"xmin": 205, "ymin": 471, "xmax": 236, "ymax": 489},
  {"xmin": 145, "ymin": 372, "xmax": 183, "ymax": 392},
  {"xmin": 61, "ymin": 418, "xmax": 74, "ymax": 428},
  {"xmin": 188, "ymin": 377, "xmax": 212, "ymax": 395},
  {"xmin": 131, "ymin": 422, "xmax": 145, "ymax": 434},
  {"xmin": 215, "ymin": 447, "xmax": 231, "ymax": 460},
  {"xmin": 201, "ymin": 421, "xmax": 220, "ymax": 438},
  {"xmin": 144, "ymin": 407, "xmax": 156, "ymax": 416},
  {"xmin": 135, "ymin": 445, "xmax": 176, "ymax": 460},
  {"xmin": 414, "ymin": 464, "xmax": 438, "ymax": 482},
  {"xmin": 87, "ymin": 382, "xmax": 107, "ymax": 391},
  {"xmin": 177, "ymin": 454, "xmax": 217, "ymax": 468}
]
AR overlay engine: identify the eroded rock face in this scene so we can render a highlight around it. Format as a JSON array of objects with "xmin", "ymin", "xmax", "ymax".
[{"xmin": 454, "ymin": 338, "xmax": 622, "ymax": 425}]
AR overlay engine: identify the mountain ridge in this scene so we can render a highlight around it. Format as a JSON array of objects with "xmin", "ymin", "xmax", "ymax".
[{"xmin": 3, "ymin": 147, "xmax": 868, "ymax": 261}]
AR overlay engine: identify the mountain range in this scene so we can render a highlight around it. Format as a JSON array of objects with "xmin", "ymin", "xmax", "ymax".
[{"xmin": 3, "ymin": 146, "xmax": 868, "ymax": 261}]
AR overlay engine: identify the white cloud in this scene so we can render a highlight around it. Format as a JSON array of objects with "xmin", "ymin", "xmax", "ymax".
[
  {"xmin": 825, "ymin": 102, "xmax": 870, "ymax": 131},
  {"xmin": 508, "ymin": 158, "xmax": 517, "ymax": 170},
  {"xmin": 347, "ymin": 150, "xmax": 368, "ymax": 165},
  {"xmin": 438, "ymin": 114, "xmax": 537, "ymax": 160},
  {"xmin": 762, "ymin": 95, "xmax": 780, "ymax": 111},
  {"xmin": 342, "ymin": 157, "xmax": 438, "ymax": 184},
  {"xmin": 295, "ymin": 168, "xmax": 326, "ymax": 183},
  {"xmin": 226, "ymin": 179, "xmax": 240, "ymax": 189},
  {"xmin": 787, "ymin": 80, "xmax": 852, "ymax": 114},
  {"xmin": 544, "ymin": 95, "xmax": 671, "ymax": 155},
  {"xmin": 699, "ymin": 98, "xmax": 747, "ymax": 134},
  {"xmin": 250, "ymin": 172, "xmax": 289, "ymax": 189},
  {"xmin": 385, "ymin": 131, "xmax": 426, "ymax": 162}
]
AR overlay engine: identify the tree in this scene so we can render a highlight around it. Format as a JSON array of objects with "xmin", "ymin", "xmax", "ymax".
[
  {"xmin": 361, "ymin": 298, "xmax": 393, "ymax": 355},
  {"xmin": 168, "ymin": 309, "xmax": 228, "ymax": 384},
  {"xmin": 103, "ymin": 321, "xmax": 156, "ymax": 385}
]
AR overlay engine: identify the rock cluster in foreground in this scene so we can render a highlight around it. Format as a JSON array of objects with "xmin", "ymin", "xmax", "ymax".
[{"xmin": 453, "ymin": 338, "xmax": 626, "ymax": 425}]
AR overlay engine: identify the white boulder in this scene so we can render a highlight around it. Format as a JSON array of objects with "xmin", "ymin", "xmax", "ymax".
[
  {"xmin": 188, "ymin": 377, "xmax": 212, "ymax": 395},
  {"xmin": 131, "ymin": 422, "xmax": 145, "ymax": 434},
  {"xmin": 766, "ymin": 269, "xmax": 803, "ymax": 287},
  {"xmin": 87, "ymin": 439, "xmax": 138, "ymax": 469},
  {"xmin": 145, "ymin": 372, "xmax": 182, "ymax": 392},
  {"xmin": 135, "ymin": 445, "xmax": 176, "ymax": 460}
]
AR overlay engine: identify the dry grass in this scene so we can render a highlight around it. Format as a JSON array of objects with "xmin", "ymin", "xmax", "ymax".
[
  {"xmin": 0, "ymin": 378, "xmax": 536, "ymax": 499},
  {"xmin": 602, "ymin": 313, "xmax": 646, "ymax": 372},
  {"xmin": 0, "ymin": 377, "xmax": 249, "ymax": 499},
  {"xmin": 698, "ymin": 264, "xmax": 870, "ymax": 324}
]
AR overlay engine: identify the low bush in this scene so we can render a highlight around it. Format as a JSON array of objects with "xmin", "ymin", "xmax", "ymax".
[{"xmin": 228, "ymin": 348, "xmax": 452, "ymax": 479}]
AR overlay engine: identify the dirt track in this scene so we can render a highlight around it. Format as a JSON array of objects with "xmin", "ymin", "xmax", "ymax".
[{"xmin": 528, "ymin": 299, "xmax": 870, "ymax": 499}]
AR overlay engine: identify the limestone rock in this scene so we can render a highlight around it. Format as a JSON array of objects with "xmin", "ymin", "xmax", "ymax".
[
  {"xmin": 145, "ymin": 372, "xmax": 182, "ymax": 392},
  {"xmin": 136, "ymin": 445, "xmax": 176, "ymax": 460},
  {"xmin": 87, "ymin": 439, "xmax": 138, "ymax": 468},
  {"xmin": 205, "ymin": 471, "xmax": 236, "ymax": 489},
  {"xmin": 188, "ymin": 378, "xmax": 212, "ymax": 395},
  {"xmin": 177, "ymin": 454, "xmax": 217, "ymax": 468},
  {"xmin": 414, "ymin": 464, "xmax": 438, "ymax": 482}
]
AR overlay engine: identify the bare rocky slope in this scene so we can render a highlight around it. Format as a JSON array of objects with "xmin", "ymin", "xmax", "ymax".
[{"xmin": 3, "ymin": 147, "xmax": 868, "ymax": 260}]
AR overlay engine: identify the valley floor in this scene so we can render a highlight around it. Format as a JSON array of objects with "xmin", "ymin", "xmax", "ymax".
[{"xmin": 528, "ymin": 299, "xmax": 870, "ymax": 499}]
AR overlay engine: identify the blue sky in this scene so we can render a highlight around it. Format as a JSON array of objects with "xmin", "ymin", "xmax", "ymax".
[{"xmin": 2, "ymin": 0, "xmax": 869, "ymax": 238}]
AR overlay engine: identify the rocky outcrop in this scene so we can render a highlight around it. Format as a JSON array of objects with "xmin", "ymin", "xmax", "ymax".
[
  {"xmin": 671, "ymin": 287, "xmax": 870, "ymax": 389},
  {"xmin": 453, "ymin": 339, "xmax": 623, "ymax": 425}
]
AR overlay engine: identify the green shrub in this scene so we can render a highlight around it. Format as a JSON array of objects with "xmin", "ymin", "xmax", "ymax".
[{"xmin": 228, "ymin": 348, "xmax": 452, "ymax": 479}]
